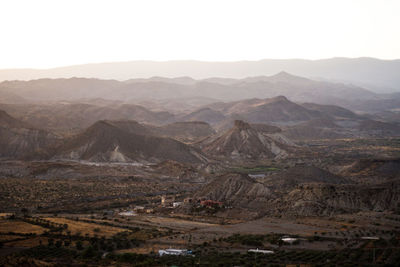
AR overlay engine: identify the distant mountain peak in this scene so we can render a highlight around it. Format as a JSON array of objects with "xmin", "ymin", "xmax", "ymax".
[
  {"xmin": 201, "ymin": 120, "xmax": 294, "ymax": 160},
  {"xmin": 270, "ymin": 95, "xmax": 289, "ymax": 102},
  {"xmin": 233, "ymin": 120, "xmax": 251, "ymax": 130},
  {"xmin": 269, "ymin": 71, "xmax": 309, "ymax": 82},
  {"xmin": 275, "ymin": 71, "xmax": 292, "ymax": 77}
]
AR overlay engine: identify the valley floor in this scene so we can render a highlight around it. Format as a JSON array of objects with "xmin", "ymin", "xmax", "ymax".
[{"xmin": 1, "ymin": 137, "xmax": 400, "ymax": 266}]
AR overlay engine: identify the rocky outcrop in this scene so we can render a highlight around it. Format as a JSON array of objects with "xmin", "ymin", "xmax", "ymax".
[
  {"xmin": 283, "ymin": 182, "xmax": 400, "ymax": 216},
  {"xmin": 200, "ymin": 120, "xmax": 294, "ymax": 160},
  {"xmin": 195, "ymin": 173, "xmax": 272, "ymax": 210},
  {"xmin": 194, "ymin": 165, "xmax": 399, "ymax": 217}
]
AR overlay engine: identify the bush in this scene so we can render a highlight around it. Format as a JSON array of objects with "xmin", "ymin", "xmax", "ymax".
[{"xmin": 81, "ymin": 246, "xmax": 98, "ymax": 258}]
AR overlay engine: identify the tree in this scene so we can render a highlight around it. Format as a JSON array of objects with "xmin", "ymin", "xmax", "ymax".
[
  {"xmin": 55, "ymin": 240, "xmax": 62, "ymax": 248},
  {"xmin": 48, "ymin": 238, "xmax": 54, "ymax": 247},
  {"xmin": 76, "ymin": 240, "xmax": 83, "ymax": 250},
  {"xmin": 21, "ymin": 208, "xmax": 29, "ymax": 217}
]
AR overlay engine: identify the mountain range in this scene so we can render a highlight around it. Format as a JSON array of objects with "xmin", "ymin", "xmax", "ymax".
[
  {"xmin": 1, "ymin": 58, "xmax": 399, "ymax": 93},
  {"xmin": 2, "ymin": 71, "xmax": 399, "ymax": 115},
  {"xmin": 1, "ymin": 92, "xmax": 399, "ymax": 141}
]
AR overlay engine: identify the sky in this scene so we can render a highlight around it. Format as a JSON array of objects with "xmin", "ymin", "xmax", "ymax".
[{"xmin": 0, "ymin": 0, "xmax": 399, "ymax": 69}]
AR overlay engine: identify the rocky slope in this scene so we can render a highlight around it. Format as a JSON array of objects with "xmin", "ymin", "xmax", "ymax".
[
  {"xmin": 0, "ymin": 102, "xmax": 175, "ymax": 134},
  {"xmin": 195, "ymin": 167, "xmax": 400, "ymax": 217},
  {"xmin": 282, "ymin": 182, "xmax": 400, "ymax": 216},
  {"xmin": 200, "ymin": 120, "xmax": 294, "ymax": 160},
  {"xmin": 54, "ymin": 120, "xmax": 208, "ymax": 164},
  {"xmin": 262, "ymin": 166, "xmax": 349, "ymax": 189},
  {"xmin": 179, "ymin": 108, "xmax": 226, "ymax": 125},
  {"xmin": 340, "ymin": 158, "xmax": 400, "ymax": 183},
  {"xmin": 208, "ymin": 96, "xmax": 323, "ymax": 125},
  {"xmin": 195, "ymin": 173, "xmax": 272, "ymax": 210},
  {"xmin": 0, "ymin": 110, "xmax": 59, "ymax": 159}
]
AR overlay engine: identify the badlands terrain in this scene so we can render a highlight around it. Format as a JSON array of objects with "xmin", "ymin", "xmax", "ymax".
[{"xmin": 0, "ymin": 72, "xmax": 400, "ymax": 266}]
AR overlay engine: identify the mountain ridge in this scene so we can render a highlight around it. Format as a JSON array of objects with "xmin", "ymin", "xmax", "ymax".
[{"xmin": 1, "ymin": 57, "xmax": 399, "ymax": 93}]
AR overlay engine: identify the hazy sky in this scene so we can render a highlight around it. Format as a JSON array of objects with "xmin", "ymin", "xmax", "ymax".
[{"xmin": 1, "ymin": 0, "xmax": 399, "ymax": 69}]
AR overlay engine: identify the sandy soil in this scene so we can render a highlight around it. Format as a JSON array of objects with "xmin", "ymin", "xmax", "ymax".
[{"xmin": 128, "ymin": 215, "xmax": 219, "ymax": 230}]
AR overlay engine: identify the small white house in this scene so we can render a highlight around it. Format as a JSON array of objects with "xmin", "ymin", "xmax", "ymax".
[
  {"xmin": 281, "ymin": 237, "xmax": 298, "ymax": 244},
  {"xmin": 134, "ymin": 206, "xmax": 145, "ymax": 212},
  {"xmin": 173, "ymin": 202, "xmax": 183, "ymax": 208}
]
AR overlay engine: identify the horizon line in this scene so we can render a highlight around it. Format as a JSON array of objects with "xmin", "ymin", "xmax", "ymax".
[{"xmin": 1, "ymin": 56, "xmax": 399, "ymax": 71}]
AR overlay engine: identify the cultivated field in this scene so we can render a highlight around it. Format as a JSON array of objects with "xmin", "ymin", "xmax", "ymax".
[
  {"xmin": 0, "ymin": 219, "xmax": 46, "ymax": 234},
  {"xmin": 45, "ymin": 217, "xmax": 125, "ymax": 237}
]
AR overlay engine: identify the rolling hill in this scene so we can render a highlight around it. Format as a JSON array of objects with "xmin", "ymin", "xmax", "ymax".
[{"xmin": 54, "ymin": 120, "xmax": 208, "ymax": 164}]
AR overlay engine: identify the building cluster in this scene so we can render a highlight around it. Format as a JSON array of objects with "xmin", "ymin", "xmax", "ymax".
[
  {"xmin": 110, "ymin": 195, "xmax": 225, "ymax": 218},
  {"xmin": 162, "ymin": 195, "xmax": 224, "ymax": 209}
]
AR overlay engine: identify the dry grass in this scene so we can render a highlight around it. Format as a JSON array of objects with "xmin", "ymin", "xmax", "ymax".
[
  {"xmin": 117, "ymin": 244, "xmax": 175, "ymax": 254},
  {"xmin": 126, "ymin": 231, "xmax": 155, "ymax": 241},
  {"xmin": 0, "ymin": 219, "xmax": 46, "ymax": 234},
  {"xmin": 45, "ymin": 217, "xmax": 125, "ymax": 237},
  {"xmin": 296, "ymin": 217, "xmax": 361, "ymax": 230}
]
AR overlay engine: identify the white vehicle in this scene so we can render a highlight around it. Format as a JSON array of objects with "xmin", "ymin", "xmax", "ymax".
[
  {"xmin": 118, "ymin": 211, "xmax": 136, "ymax": 216},
  {"xmin": 158, "ymin": 249, "xmax": 193, "ymax": 256},
  {"xmin": 248, "ymin": 248, "xmax": 274, "ymax": 254}
]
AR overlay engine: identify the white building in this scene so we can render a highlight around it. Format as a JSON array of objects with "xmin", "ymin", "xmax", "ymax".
[{"xmin": 281, "ymin": 237, "xmax": 298, "ymax": 244}]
